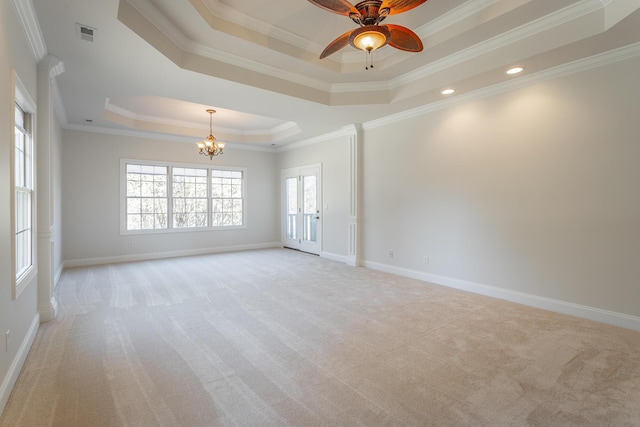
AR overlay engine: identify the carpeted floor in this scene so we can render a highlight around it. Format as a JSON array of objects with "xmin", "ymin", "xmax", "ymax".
[{"xmin": 1, "ymin": 248, "xmax": 639, "ymax": 426}]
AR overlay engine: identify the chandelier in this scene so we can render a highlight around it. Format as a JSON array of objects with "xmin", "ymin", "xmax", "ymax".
[{"xmin": 197, "ymin": 109, "xmax": 225, "ymax": 159}]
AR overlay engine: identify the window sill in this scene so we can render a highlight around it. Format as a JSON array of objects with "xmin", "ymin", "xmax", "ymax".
[
  {"xmin": 120, "ymin": 225, "xmax": 248, "ymax": 236},
  {"xmin": 14, "ymin": 265, "xmax": 37, "ymax": 300}
]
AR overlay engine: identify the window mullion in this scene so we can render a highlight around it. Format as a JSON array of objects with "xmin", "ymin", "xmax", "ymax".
[
  {"xmin": 168, "ymin": 166, "xmax": 174, "ymax": 230},
  {"xmin": 207, "ymin": 168, "xmax": 212, "ymax": 228},
  {"xmin": 124, "ymin": 161, "xmax": 244, "ymax": 233}
]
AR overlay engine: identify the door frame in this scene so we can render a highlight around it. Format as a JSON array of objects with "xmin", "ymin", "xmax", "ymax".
[{"xmin": 281, "ymin": 164, "xmax": 322, "ymax": 255}]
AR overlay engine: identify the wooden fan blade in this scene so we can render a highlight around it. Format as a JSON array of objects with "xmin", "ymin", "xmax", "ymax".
[
  {"xmin": 384, "ymin": 24, "xmax": 423, "ymax": 52},
  {"xmin": 380, "ymin": 0, "xmax": 427, "ymax": 15},
  {"xmin": 320, "ymin": 30, "xmax": 353, "ymax": 58},
  {"xmin": 307, "ymin": 0, "xmax": 359, "ymax": 16}
]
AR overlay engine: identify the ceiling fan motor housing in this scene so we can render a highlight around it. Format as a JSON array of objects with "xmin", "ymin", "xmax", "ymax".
[{"xmin": 350, "ymin": 0, "xmax": 388, "ymax": 25}]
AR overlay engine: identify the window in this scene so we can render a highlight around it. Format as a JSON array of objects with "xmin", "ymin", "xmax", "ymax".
[
  {"xmin": 121, "ymin": 159, "xmax": 245, "ymax": 233},
  {"xmin": 211, "ymin": 170, "xmax": 243, "ymax": 226},
  {"xmin": 14, "ymin": 102, "xmax": 34, "ymax": 285},
  {"xmin": 173, "ymin": 167, "xmax": 208, "ymax": 228},
  {"xmin": 125, "ymin": 164, "xmax": 168, "ymax": 230}
]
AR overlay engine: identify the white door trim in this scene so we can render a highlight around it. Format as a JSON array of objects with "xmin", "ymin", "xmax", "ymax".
[{"xmin": 281, "ymin": 164, "xmax": 322, "ymax": 255}]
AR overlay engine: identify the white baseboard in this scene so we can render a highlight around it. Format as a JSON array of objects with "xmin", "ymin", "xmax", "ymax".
[
  {"xmin": 0, "ymin": 313, "xmax": 40, "ymax": 416},
  {"xmin": 320, "ymin": 251, "xmax": 348, "ymax": 263},
  {"xmin": 363, "ymin": 260, "xmax": 640, "ymax": 332},
  {"xmin": 62, "ymin": 242, "xmax": 282, "ymax": 269}
]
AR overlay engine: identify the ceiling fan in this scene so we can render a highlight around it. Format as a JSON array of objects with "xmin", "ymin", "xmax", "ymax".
[{"xmin": 308, "ymin": 0, "xmax": 427, "ymax": 67}]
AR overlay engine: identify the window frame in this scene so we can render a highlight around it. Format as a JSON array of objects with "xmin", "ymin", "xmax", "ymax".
[
  {"xmin": 120, "ymin": 158, "xmax": 247, "ymax": 235},
  {"xmin": 11, "ymin": 70, "xmax": 37, "ymax": 300}
]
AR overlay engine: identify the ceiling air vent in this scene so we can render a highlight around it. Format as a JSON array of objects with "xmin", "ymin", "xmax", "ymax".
[{"xmin": 76, "ymin": 24, "xmax": 97, "ymax": 43}]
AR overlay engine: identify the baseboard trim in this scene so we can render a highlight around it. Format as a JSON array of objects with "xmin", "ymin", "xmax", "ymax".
[
  {"xmin": 320, "ymin": 251, "xmax": 348, "ymax": 263},
  {"xmin": 363, "ymin": 260, "xmax": 640, "ymax": 331},
  {"xmin": 62, "ymin": 242, "xmax": 282, "ymax": 269},
  {"xmin": 0, "ymin": 313, "xmax": 40, "ymax": 416}
]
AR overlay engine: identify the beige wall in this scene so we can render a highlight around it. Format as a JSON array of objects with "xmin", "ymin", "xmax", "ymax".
[
  {"xmin": 61, "ymin": 130, "xmax": 280, "ymax": 264},
  {"xmin": 277, "ymin": 135, "xmax": 351, "ymax": 258},
  {"xmin": 362, "ymin": 55, "xmax": 640, "ymax": 318}
]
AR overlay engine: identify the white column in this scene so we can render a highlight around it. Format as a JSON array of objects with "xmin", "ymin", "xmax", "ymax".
[
  {"xmin": 346, "ymin": 124, "xmax": 363, "ymax": 267},
  {"xmin": 36, "ymin": 55, "xmax": 64, "ymax": 323}
]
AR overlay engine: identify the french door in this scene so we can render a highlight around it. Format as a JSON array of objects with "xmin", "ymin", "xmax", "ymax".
[{"xmin": 282, "ymin": 165, "xmax": 321, "ymax": 255}]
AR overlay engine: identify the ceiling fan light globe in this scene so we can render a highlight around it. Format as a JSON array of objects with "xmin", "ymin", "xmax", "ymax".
[
  {"xmin": 355, "ymin": 32, "xmax": 385, "ymax": 50},
  {"xmin": 349, "ymin": 25, "xmax": 390, "ymax": 52}
]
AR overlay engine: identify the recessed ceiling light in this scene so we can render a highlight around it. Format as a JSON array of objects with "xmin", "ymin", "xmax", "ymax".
[
  {"xmin": 441, "ymin": 89, "xmax": 455, "ymax": 95},
  {"xmin": 506, "ymin": 67, "xmax": 524, "ymax": 75}
]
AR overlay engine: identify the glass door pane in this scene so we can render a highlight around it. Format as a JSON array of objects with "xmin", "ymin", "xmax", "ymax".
[
  {"xmin": 286, "ymin": 177, "xmax": 298, "ymax": 240},
  {"xmin": 303, "ymin": 175, "xmax": 317, "ymax": 243}
]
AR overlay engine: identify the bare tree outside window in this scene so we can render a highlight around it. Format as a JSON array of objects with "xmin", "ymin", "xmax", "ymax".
[
  {"xmin": 173, "ymin": 167, "xmax": 208, "ymax": 228},
  {"xmin": 123, "ymin": 161, "xmax": 244, "ymax": 233},
  {"xmin": 126, "ymin": 164, "xmax": 168, "ymax": 230},
  {"xmin": 211, "ymin": 170, "xmax": 243, "ymax": 226}
]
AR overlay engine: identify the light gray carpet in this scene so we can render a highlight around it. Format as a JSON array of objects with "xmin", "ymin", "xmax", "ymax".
[{"xmin": 2, "ymin": 248, "xmax": 639, "ymax": 426}]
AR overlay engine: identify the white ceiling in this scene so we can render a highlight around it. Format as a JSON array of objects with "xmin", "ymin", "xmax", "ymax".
[{"xmin": 29, "ymin": 0, "xmax": 640, "ymax": 149}]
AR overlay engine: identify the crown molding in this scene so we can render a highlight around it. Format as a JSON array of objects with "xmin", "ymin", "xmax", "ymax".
[
  {"xmin": 185, "ymin": 41, "xmax": 332, "ymax": 92},
  {"xmin": 126, "ymin": 0, "xmax": 189, "ymax": 49},
  {"xmin": 105, "ymin": 102, "xmax": 230, "ymax": 133},
  {"xmin": 103, "ymin": 100, "xmax": 301, "ymax": 142},
  {"xmin": 282, "ymin": 41, "xmax": 640, "ymax": 151},
  {"xmin": 11, "ymin": 0, "xmax": 47, "ymax": 61},
  {"xmin": 13, "ymin": 0, "xmax": 71, "ymax": 127},
  {"xmin": 390, "ymin": 0, "xmax": 604, "ymax": 90},
  {"xmin": 276, "ymin": 126, "xmax": 354, "ymax": 152},
  {"xmin": 124, "ymin": 0, "xmax": 335, "ymax": 92},
  {"xmin": 63, "ymin": 123, "xmax": 275, "ymax": 152},
  {"xmin": 120, "ymin": 0, "xmax": 627, "ymax": 104},
  {"xmin": 365, "ymin": 41, "xmax": 640, "ymax": 131},
  {"xmin": 196, "ymin": 0, "xmax": 326, "ymax": 55},
  {"xmin": 415, "ymin": 0, "xmax": 503, "ymax": 40},
  {"xmin": 63, "ymin": 41, "xmax": 640, "ymax": 152}
]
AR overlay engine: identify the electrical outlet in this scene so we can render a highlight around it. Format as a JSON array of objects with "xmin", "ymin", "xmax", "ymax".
[
  {"xmin": 131, "ymin": 242, "xmax": 137, "ymax": 248},
  {"xmin": 5, "ymin": 330, "xmax": 9, "ymax": 352},
  {"xmin": 423, "ymin": 255, "xmax": 429, "ymax": 265},
  {"xmin": 389, "ymin": 250, "xmax": 394, "ymax": 259}
]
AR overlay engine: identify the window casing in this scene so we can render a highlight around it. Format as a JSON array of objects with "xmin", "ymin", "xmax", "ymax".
[
  {"xmin": 14, "ymin": 101, "xmax": 35, "ymax": 295},
  {"xmin": 121, "ymin": 159, "xmax": 246, "ymax": 234},
  {"xmin": 211, "ymin": 170, "xmax": 243, "ymax": 227},
  {"xmin": 125, "ymin": 164, "xmax": 168, "ymax": 231}
]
